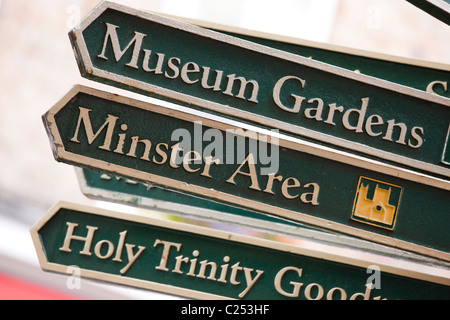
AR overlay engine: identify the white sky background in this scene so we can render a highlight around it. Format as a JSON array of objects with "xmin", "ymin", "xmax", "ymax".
[
  {"xmin": 155, "ymin": 0, "xmax": 339, "ymax": 42},
  {"xmin": 119, "ymin": 0, "xmax": 450, "ymax": 62}
]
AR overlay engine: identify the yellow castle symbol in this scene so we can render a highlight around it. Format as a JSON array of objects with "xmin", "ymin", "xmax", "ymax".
[{"xmin": 353, "ymin": 184, "xmax": 396, "ymax": 226}]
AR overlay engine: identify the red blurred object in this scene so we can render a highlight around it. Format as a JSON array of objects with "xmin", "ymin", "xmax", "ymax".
[{"xmin": 0, "ymin": 273, "xmax": 81, "ymax": 300}]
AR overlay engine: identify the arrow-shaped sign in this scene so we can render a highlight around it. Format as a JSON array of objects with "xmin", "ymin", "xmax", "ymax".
[
  {"xmin": 31, "ymin": 202, "xmax": 450, "ymax": 300},
  {"xmin": 69, "ymin": 1, "xmax": 450, "ymax": 179},
  {"xmin": 43, "ymin": 85, "xmax": 450, "ymax": 261}
]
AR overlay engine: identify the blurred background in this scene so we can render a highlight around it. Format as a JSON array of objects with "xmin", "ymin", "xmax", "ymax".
[{"xmin": 0, "ymin": 0, "xmax": 449, "ymax": 299}]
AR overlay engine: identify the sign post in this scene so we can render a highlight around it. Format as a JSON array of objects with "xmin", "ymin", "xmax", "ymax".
[
  {"xmin": 30, "ymin": 201, "xmax": 450, "ymax": 300},
  {"xmin": 69, "ymin": 1, "xmax": 450, "ymax": 179},
  {"xmin": 43, "ymin": 85, "xmax": 450, "ymax": 261}
]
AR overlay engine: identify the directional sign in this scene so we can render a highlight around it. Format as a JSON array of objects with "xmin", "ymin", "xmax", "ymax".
[
  {"xmin": 69, "ymin": 1, "xmax": 450, "ymax": 179},
  {"xmin": 31, "ymin": 202, "xmax": 450, "ymax": 300},
  {"xmin": 406, "ymin": 0, "xmax": 450, "ymax": 26},
  {"xmin": 43, "ymin": 85, "xmax": 450, "ymax": 261}
]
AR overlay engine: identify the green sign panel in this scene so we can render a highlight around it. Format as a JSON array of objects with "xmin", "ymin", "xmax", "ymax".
[
  {"xmin": 31, "ymin": 202, "xmax": 450, "ymax": 300},
  {"xmin": 406, "ymin": 0, "xmax": 450, "ymax": 26},
  {"xmin": 43, "ymin": 85, "xmax": 450, "ymax": 261},
  {"xmin": 69, "ymin": 1, "xmax": 450, "ymax": 179}
]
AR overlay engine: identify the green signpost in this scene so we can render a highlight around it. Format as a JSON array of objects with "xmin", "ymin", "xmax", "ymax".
[
  {"xmin": 43, "ymin": 85, "xmax": 449, "ymax": 261},
  {"xmin": 69, "ymin": 1, "xmax": 450, "ymax": 180},
  {"xmin": 30, "ymin": 202, "xmax": 450, "ymax": 300}
]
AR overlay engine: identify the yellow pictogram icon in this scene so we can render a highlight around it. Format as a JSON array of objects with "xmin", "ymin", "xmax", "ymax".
[{"xmin": 352, "ymin": 177, "xmax": 402, "ymax": 230}]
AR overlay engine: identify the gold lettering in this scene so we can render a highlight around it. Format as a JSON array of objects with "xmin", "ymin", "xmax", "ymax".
[
  {"xmin": 217, "ymin": 256, "xmax": 230, "ymax": 283},
  {"xmin": 181, "ymin": 62, "xmax": 200, "ymax": 84},
  {"xmin": 152, "ymin": 143, "xmax": 169, "ymax": 164},
  {"xmin": 59, "ymin": 222, "xmax": 98, "ymax": 256},
  {"xmin": 304, "ymin": 283, "xmax": 324, "ymax": 300},
  {"xmin": 224, "ymin": 74, "xmax": 259, "ymax": 103},
  {"xmin": 197, "ymin": 260, "xmax": 218, "ymax": 281},
  {"xmin": 165, "ymin": 57, "xmax": 181, "ymax": 79},
  {"xmin": 263, "ymin": 173, "xmax": 283, "ymax": 194},
  {"xmin": 201, "ymin": 156, "xmax": 220, "ymax": 178},
  {"xmin": 126, "ymin": 136, "xmax": 152, "ymax": 161},
  {"xmin": 182, "ymin": 150, "xmax": 202, "ymax": 173},
  {"xmin": 383, "ymin": 119, "xmax": 407, "ymax": 145},
  {"xmin": 169, "ymin": 143, "xmax": 183, "ymax": 168},
  {"xmin": 327, "ymin": 287, "xmax": 347, "ymax": 300},
  {"xmin": 201, "ymin": 67, "xmax": 223, "ymax": 91},
  {"xmin": 153, "ymin": 239, "xmax": 182, "ymax": 271},
  {"xmin": 71, "ymin": 107, "xmax": 118, "ymax": 151},
  {"xmin": 173, "ymin": 255, "xmax": 189, "ymax": 275},
  {"xmin": 113, "ymin": 124, "xmax": 128, "ymax": 154},
  {"xmin": 365, "ymin": 114, "xmax": 384, "ymax": 137},
  {"xmin": 350, "ymin": 284, "xmax": 374, "ymax": 300},
  {"xmin": 94, "ymin": 240, "xmax": 114, "ymax": 259},
  {"xmin": 342, "ymin": 98, "xmax": 369, "ymax": 133},
  {"xmin": 324, "ymin": 103, "xmax": 344, "ymax": 126},
  {"xmin": 226, "ymin": 153, "xmax": 261, "ymax": 191},
  {"xmin": 304, "ymin": 98, "xmax": 324, "ymax": 121},
  {"xmin": 281, "ymin": 177, "xmax": 300, "ymax": 199},
  {"xmin": 187, "ymin": 250, "xmax": 199, "ymax": 277},
  {"xmin": 142, "ymin": 50, "xmax": 165, "ymax": 74},
  {"xmin": 97, "ymin": 23, "xmax": 146, "ymax": 69},
  {"xmin": 408, "ymin": 127, "xmax": 424, "ymax": 148},
  {"xmin": 274, "ymin": 266, "xmax": 303, "ymax": 298},
  {"xmin": 426, "ymin": 80, "xmax": 448, "ymax": 95},
  {"xmin": 273, "ymin": 75, "xmax": 306, "ymax": 113},
  {"xmin": 300, "ymin": 183, "xmax": 320, "ymax": 205}
]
